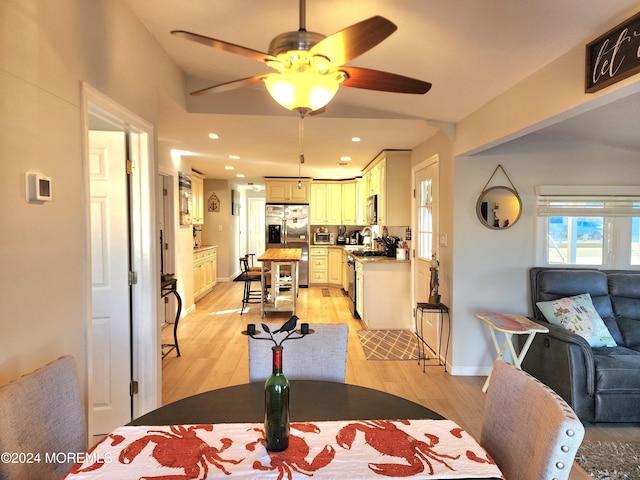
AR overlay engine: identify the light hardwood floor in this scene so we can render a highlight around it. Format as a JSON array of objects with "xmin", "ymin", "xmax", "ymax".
[{"xmin": 161, "ymin": 281, "xmax": 640, "ymax": 480}]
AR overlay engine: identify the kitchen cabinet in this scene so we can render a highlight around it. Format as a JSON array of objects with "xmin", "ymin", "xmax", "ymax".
[
  {"xmin": 309, "ymin": 247, "xmax": 328, "ymax": 284},
  {"xmin": 355, "ymin": 257, "xmax": 411, "ymax": 330},
  {"xmin": 362, "ymin": 150, "xmax": 411, "ymax": 227},
  {"xmin": 328, "ymin": 248, "xmax": 342, "ymax": 285},
  {"xmin": 265, "ymin": 179, "xmax": 310, "ymax": 204},
  {"xmin": 191, "ymin": 171, "xmax": 204, "ymax": 225},
  {"xmin": 309, "ymin": 246, "xmax": 342, "ymax": 286},
  {"xmin": 310, "ymin": 182, "xmax": 341, "ymax": 224},
  {"xmin": 193, "ymin": 246, "xmax": 217, "ymax": 301},
  {"xmin": 341, "ymin": 181, "xmax": 357, "ymax": 225}
]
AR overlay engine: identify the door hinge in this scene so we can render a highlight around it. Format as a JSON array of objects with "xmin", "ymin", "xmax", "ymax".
[
  {"xmin": 413, "ymin": 188, "xmax": 416, "ymax": 199},
  {"xmin": 128, "ymin": 271, "xmax": 138, "ymax": 285},
  {"xmin": 163, "ymin": 188, "xmax": 168, "ymax": 196},
  {"xmin": 126, "ymin": 160, "xmax": 133, "ymax": 175},
  {"xmin": 130, "ymin": 380, "xmax": 139, "ymax": 396}
]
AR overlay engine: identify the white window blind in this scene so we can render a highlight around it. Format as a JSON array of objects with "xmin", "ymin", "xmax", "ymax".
[{"xmin": 536, "ymin": 185, "xmax": 640, "ymax": 216}]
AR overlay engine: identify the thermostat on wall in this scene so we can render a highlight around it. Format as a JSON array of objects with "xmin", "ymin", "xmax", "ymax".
[{"xmin": 26, "ymin": 172, "xmax": 52, "ymax": 203}]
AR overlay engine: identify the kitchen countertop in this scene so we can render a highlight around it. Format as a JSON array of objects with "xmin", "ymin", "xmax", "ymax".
[
  {"xmin": 193, "ymin": 245, "xmax": 217, "ymax": 252},
  {"xmin": 354, "ymin": 255, "xmax": 410, "ymax": 264},
  {"xmin": 258, "ymin": 248, "xmax": 302, "ymax": 262}
]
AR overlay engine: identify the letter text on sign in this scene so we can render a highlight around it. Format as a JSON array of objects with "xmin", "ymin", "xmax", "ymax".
[{"xmin": 586, "ymin": 10, "xmax": 640, "ymax": 93}]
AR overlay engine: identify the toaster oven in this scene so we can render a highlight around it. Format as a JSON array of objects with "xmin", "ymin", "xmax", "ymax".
[{"xmin": 314, "ymin": 232, "xmax": 334, "ymax": 245}]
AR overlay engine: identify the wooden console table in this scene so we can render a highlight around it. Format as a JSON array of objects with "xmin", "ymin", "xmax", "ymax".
[
  {"xmin": 161, "ymin": 277, "xmax": 182, "ymax": 358},
  {"xmin": 476, "ymin": 311, "xmax": 549, "ymax": 392}
]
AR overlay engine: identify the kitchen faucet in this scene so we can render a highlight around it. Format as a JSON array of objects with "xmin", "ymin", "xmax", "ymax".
[{"xmin": 361, "ymin": 226, "xmax": 373, "ymax": 248}]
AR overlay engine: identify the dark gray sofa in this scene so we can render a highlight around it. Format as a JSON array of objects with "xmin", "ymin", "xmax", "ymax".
[{"xmin": 521, "ymin": 267, "xmax": 640, "ymax": 423}]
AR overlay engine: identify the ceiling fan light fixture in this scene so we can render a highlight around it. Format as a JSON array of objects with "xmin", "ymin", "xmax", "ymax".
[{"xmin": 264, "ymin": 72, "xmax": 341, "ymax": 112}]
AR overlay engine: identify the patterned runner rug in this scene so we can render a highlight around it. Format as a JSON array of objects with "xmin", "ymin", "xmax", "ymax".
[
  {"xmin": 357, "ymin": 330, "xmax": 418, "ymax": 360},
  {"xmin": 576, "ymin": 441, "xmax": 640, "ymax": 479}
]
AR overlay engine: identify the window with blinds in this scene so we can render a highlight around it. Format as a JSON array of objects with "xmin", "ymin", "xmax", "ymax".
[{"xmin": 535, "ymin": 186, "xmax": 640, "ymax": 268}]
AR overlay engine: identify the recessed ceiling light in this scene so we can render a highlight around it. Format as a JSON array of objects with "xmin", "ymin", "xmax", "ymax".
[
  {"xmin": 351, "ymin": 137, "xmax": 361, "ymax": 142},
  {"xmin": 236, "ymin": 173, "xmax": 245, "ymax": 178},
  {"xmin": 224, "ymin": 166, "xmax": 234, "ymax": 170},
  {"xmin": 229, "ymin": 154, "xmax": 240, "ymax": 160},
  {"xmin": 340, "ymin": 156, "xmax": 352, "ymax": 162},
  {"xmin": 208, "ymin": 133, "xmax": 219, "ymax": 139}
]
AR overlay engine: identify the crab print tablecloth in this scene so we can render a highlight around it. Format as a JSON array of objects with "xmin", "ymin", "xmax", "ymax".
[{"xmin": 64, "ymin": 419, "xmax": 504, "ymax": 479}]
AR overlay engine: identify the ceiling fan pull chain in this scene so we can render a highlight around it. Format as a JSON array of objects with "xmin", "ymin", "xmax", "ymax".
[{"xmin": 298, "ymin": 113, "xmax": 305, "ymax": 188}]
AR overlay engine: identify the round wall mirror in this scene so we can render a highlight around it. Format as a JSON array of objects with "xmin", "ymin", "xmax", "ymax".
[{"xmin": 476, "ymin": 186, "xmax": 522, "ymax": 230}]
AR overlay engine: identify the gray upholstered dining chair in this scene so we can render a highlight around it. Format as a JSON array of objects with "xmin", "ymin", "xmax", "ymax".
[
  {"xmin": 248, "ymin": 323, "xmax": 348, "ymax": 382},
  {"xmin": 0, "ymin": 355, "xmax": 87, "ymax": 480},
  {"xmin": 481, "ymin": 360, "xmax": 584, "ymax": 480}
]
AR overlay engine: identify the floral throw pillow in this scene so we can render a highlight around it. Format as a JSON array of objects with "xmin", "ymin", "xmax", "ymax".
[{"xmin": 536, "ymin": 293, "xmax": 617, "ymax": 347}]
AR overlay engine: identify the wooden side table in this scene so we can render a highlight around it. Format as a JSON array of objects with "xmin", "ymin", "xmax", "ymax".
[{"xmin": 476, "ymin": 311, "xmax": 549, "ymax": 392}]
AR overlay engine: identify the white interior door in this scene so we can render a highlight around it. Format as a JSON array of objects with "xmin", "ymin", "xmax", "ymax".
[
  {"xmin": 89, "ymin": 129, "xmax": 132, "ymax": 438},
  {"xmin": 248, "ymin": 197, "xmax": 266, "ymax": 257},
  {"xmin": 413, "ymin": 159, "xmax": 440, "ymax": 352}
]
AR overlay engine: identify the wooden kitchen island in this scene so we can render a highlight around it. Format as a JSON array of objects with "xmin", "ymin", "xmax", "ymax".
[{"xmin": 257, "ymin": 248, "xmax": 302, "ymax": 318}]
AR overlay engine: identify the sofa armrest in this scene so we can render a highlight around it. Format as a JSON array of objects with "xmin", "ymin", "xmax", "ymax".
[{"xmin": 519, "ymin": 319, "xmax": 596, "ymax": 421}]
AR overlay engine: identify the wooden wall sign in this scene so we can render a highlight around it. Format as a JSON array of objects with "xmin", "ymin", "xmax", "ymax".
[{"xmin": 586, "ymin": 10, "xmax": 640, "ymax": 93}]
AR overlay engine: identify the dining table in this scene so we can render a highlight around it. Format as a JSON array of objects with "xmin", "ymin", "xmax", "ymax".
[{"xmin": 64, "ymin": 381, "xmax": 503, "ymax": 479}]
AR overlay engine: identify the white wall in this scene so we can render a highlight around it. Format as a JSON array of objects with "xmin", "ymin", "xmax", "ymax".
[
  {"xmin": 202, "ymin": 179, "xmax": 243, "ymax": 282},
  {"xmin": 451, "ymin": 134, "xmax": 640, "ymax": 374},
  {"xmin": 0, "ymin": 0, "xmax": 184, "ymax": 401}
]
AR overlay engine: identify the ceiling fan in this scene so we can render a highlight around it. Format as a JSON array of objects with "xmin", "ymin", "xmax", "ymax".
[{"xmin": 171, "ymin": 0, "xmax": 432, "ymax": 114}]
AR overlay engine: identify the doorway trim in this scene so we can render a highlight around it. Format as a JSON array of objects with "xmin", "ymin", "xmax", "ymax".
[{"xmin": 82, "ymin": 83, "xmax": 160, "ymax": 430}]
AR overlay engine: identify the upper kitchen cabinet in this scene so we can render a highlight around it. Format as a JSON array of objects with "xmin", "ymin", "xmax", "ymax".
[
  {"xmin": 265, "ymin": 179, "xmax": 311, "ymax": 204},
  {"xmin": 310, "ymin": 182, "xmax": 342, "ymax": 225},
  {"xmin": 341, "ymin": 181, "xmax": 358, "ymax": 225},
  {"xmin": 362, "ymin": 150, "xmax": 411, "ymax": 227},
  {"xmin": 191, "ymin": 171, "xmax": 204, "ymax": 225}
]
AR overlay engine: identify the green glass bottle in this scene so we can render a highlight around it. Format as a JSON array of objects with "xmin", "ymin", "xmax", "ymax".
[{"xmin": 264, "ymin": 345, "xmax": 290, "ymax": 451}]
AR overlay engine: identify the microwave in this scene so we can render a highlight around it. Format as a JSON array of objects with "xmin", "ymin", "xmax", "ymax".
[{"xmin": 314, "ymin": 232, "xmax": 335, "ymax": 245}]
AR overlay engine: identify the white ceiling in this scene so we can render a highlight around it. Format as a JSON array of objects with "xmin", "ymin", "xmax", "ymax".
[{"xmin": 124, "ymin": 0, "xmax": 640, "ymax": 186}]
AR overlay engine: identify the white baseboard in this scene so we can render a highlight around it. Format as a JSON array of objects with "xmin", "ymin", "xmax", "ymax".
[{"xmin": 449, "ymin": 365, "xmax": 492, "ymax": 376}]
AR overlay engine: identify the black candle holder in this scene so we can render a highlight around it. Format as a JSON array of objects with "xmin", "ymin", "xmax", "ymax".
[{"xmin": 242, "ymin": 315, "xmax": 313, "ymax": 346}]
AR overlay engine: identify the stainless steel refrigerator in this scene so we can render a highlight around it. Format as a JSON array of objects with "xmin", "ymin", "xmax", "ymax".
[{"xmin": 265, "ymin": 204, "xmax": 309, "ymax": 287}]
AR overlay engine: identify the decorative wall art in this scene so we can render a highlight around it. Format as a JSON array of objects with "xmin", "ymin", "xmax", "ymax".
[
  {"xmin": 178, "ymin": 171, "xmax": 192, "ymax": 226},
  {"xmin": 208, "ymin": 192, "xmax": 221, "ymax": 212}
]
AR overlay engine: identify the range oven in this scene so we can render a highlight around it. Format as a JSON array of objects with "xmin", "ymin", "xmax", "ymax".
[{"xmin": 346, "ymin": 255, "xmax": 360, "ymax": 319}]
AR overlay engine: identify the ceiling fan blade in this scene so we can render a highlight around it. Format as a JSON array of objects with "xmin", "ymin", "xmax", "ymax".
[
  {"xmin": 310, "ymin": 16, "xmax": 397, "ymax": 66},
  {"xmin": 339, "ymin": 66, "xmax": 432, "ymax": 94},
  {"xmin": 172, "ymin": 30, "xmax": 277, "ymax": 64},
  {"xmin": 190, "ymin": 75, "xmax": 269, "ymax": 96}
]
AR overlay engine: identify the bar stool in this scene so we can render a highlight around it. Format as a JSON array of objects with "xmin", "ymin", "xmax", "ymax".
[
  {"xmin": 239, "ymin": 255, "xmax": 262, "ymax": 315},
  {"xmin": 246, "ymin": 253, "xmax": 262, "ymax": 273}
]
